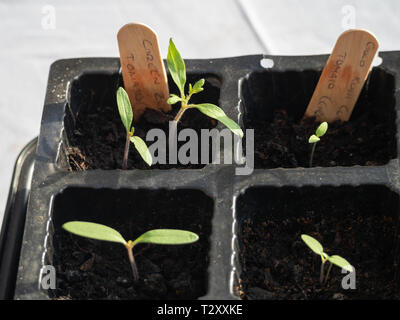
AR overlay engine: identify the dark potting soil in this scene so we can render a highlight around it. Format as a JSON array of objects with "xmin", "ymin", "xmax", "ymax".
[
  {"xmin": 241, "ymin": 67, "xmax": 397, "ymax": 169},
  {"xmin": 236, "ymin": 186, "xmax": 400, "ymax": 300},
  {"xmin": 51, "ymin": 190, "xmax": 213, "ymax": 300},
  {"xmin": 246, "ymin": 107, "xmax": 396, "ymax": 169},
  {"xmin": 65, "ymin": 75, "xmax": 219, "ymax": 171}
]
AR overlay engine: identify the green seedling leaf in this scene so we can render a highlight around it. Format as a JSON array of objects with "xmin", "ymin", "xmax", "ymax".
[
  {"xmin": 62, "ymin": 221, "xmax": 127, "ymax": 245},
  {"xmin": 316, "ymin": 122, "xmax": 328, "ymax": 137},
  {"xmin": 191, "ymin": 79, "xmax": 205, "ymax": 94},
  {"xmin": 308, "ymin": 134, "xmax": 320, "ymax": 143},
  {"xmin": 194, "ymin": 103, "xmax": 244, "ymax": 138},
  {"xmin": 167, "ymin": 94, "xmax": 183, "ymax": 105},
  {"xmin": 328, "ymin": 255, "xmax": 354, "ymax": 273},
  {"xmin": 133, "ymin": 229, "xmax": 199, "ymax": 246},
  {"xmin": 117, "ymin": 87, "xmax": 133, "ymax": 132},
  {"xmin": 301, "ymin": 234, "xmax": 324, "ymax": 255},
  {"xmin": 167, "ymin": 38, "xmax": 186, "ymax": 98},
  {"xmin": 130, "ymin": 135, "xmax": 152, "ymax": 166}
]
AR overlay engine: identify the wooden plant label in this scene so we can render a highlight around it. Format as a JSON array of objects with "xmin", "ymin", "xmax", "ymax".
[
  {"xmin": 304, "ymin": 29, "xmax": 378, "ymax": 122},
  {"xmin": 117, "ymin": 23, "xmax": 170, "ymax": 120}
]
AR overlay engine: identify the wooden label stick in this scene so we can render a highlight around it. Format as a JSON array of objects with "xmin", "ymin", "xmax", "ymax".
[
  {"xmin": 304, "ymin": 29, "xmax": 378, "ymax": 122},
  {"xmin": 117, "ymin": 23, "xmax": 171, "ymax": 120}
]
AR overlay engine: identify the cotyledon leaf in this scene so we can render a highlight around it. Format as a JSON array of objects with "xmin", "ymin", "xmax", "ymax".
[
  {"xmin": 328, "ymin": 255, "xmax": 354, "ymax": 272},
  {"xmin": 132, "ymin": 229, "xmax": 199, "ymax": 246},
  {"xmin": 130, "ymin": 135, "xmax": 152, "ymax": 166},
  {"xmin": 301, "ymin": 234, "xmax": 324, "ymax": 255},
  {"xmin": 62, "ymin": 221, "xmax": 127, "ymax": 245},
  {"xmin": 116, "ymin": 87, "xmax": 133, "ymax": 132}
]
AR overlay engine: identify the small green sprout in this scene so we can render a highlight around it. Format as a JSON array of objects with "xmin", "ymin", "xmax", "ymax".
[
  {"xmin": 166, "ymin": 38, "xmax": 243, "ymax": 138},
  {"xmin": 117, "ymin": 87, "xmax": 152, "ymax": 169},
  {"xmin": 301, "ymin": 234, "xmax": 353, "ymax": 284},
  {"xmin": 63, "ymin": 221, "xmax": 199, "ymax": 281},
  {"xmin": 308, "ymin": 121, "xmax": 328, "ymax": 167}
]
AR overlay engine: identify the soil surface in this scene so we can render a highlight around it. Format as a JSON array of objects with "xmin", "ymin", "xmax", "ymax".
[
  {"xmin": 65, "ymin": 75, "xmax": 219, "ymax": 170},
  {"xmin": 246, "ymin": 108, "xmax": 396, "ymax": 169},
  {"xmin": 237, "ymin": 186, "xmax": 400, "ymax": 300},
  {"xmin": 52, "ymin": 193, "xmax": 212, "ymax": 300}
]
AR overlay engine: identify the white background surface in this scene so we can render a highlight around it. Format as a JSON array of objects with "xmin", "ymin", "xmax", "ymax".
[{"xmin": 0, "ymin": 0, "xmax": 399, "ymax": 228}]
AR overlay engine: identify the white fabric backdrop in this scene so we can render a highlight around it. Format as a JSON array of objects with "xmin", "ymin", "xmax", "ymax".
[{"xmin": 0, "ymin": 0, "xmax": 399, "ymax": 228}]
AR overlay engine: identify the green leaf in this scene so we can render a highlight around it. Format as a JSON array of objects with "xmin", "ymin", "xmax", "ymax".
[
  {"xmin": 328, "ymin": 255, "xmax": 354, "ymax": 272},
  {"xmin": 130, "ymin": 135, "xmax": 152, "ymax": 166},
  {"xmin": 167, "ymin": 94, "xmax": 183, "ymax": 105},
  {"xmin": 308, "ymin": 134, "xmax": 320, "ymax": 143},
  {"xmin": 116, "ymin": 87, "xmax": 133, "ymax": 132},
  {"xmin": 167, "ymin": 38, "xmax": 186, "ymax": 98},
  {"xmin": 133, "ymin": 229, "xmax": 199, "ymax": 246},
  {"xmin": 62, "ymin": 221, "xmax": 127, "ymax": 245},
  {"xmin": 191, "ymin": 79, "xmax": 205, "ymax": 94},
  {"xmin": 193, "ymin": 103, "xmax": 244, "ymax": 138},
  {"xmin": 301, "ymin": 234, "xmax": 324, "ymax": 255},
  {"xmin": 316, "ymin": 122, "xmax": 328, "ymax": 137}
]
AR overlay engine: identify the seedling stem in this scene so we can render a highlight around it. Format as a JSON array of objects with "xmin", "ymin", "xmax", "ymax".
[
  {"xmin": 174, "ymin": 104, "xmax": 187, "ymax": 123},
  {"xmin": 125, "ymin": 240, "xmax": 139, "ymax": 281},
  {"xmin": 308, "ymin": 122, "xmax": 328, "ymax": 167},
  {"xmin": 310, "ymin": 143, "xmax": 317, "ymax": 168},
  {"xmin": 122, "ymin": 130, "xmax": 132, "ymax": 170}
]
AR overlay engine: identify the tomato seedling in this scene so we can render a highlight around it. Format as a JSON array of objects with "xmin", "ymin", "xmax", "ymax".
[
  {"xmin": 301, "ymin": 234, "xmax": 353, "ymax": 284},
  {"xmin": 308, "ymin": 121, "xmax": 328, "ymax": 167},
  {"xmin": 63, "ymin": 221, "xmax": 199, "ymax": 281},
  {"xmin": 117, "ymin": 87, "xmax": 152, "ymax": 169},
  {"xmin": 166, "ymin": 38, "xmax": 243, "ymax": 138}
]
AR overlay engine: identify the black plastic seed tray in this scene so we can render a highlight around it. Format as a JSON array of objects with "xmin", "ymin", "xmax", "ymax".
[
  {"xmin": 0, "ymin": 138, "xmax": 36, "ymax": 299},
  {"xmin": 10, "ymin": 52, "xmax": 400, "ymax": 300}
]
